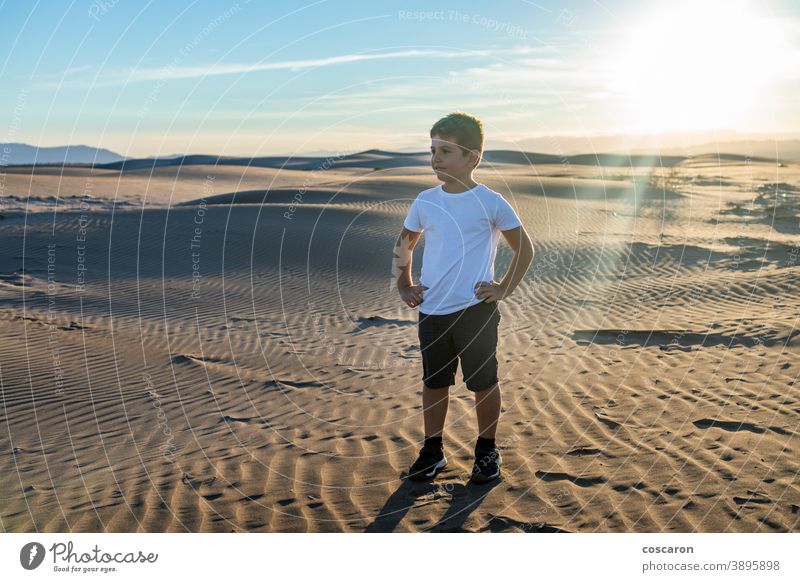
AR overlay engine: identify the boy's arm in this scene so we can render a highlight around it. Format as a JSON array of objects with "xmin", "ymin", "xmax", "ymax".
[
  {"xmin": 393, "ymin": 227, "xmax": 422, "ymax": 289},
  {"xmin": 496, "ymin": 226, "xmax": 534, "ymax": 298}
]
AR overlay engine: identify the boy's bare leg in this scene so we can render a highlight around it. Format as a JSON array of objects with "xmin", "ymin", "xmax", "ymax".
[
  {"xmin": 422, "ymin": 385, "xmax": 450, "ymax": 437},
  {"xmin": 474, "ymin": 383, "xmax": 501, "ymax": 439}
]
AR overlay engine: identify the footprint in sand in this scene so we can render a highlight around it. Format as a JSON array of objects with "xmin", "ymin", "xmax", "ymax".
[
  {"xmin": 534, "ymin": 471, "xmax": 607, "ymax": 487},
  {"xmin": 181, "ymin": 474, "xmax": 216, "ymax": 488},
  {"xmin": 220, "ymin": 415, "xmax": 270, "ymax": 426},
  {"xmin": 732, "ymin": 491, "xmax": 772, "ymax": 506},
  {"xmin": 693, "ymin": 418, "xmax": 795, "ymax": 436},
  {"xmin": 350, "ymin": 315, "xmax": 415, "ymax": 333},
  {"xmin": 566, "ymin": 446, "xmax": 605, "ymax": 457},
  {"xmin": 482, "ymin": 514, "xmax": 569, "ymax": 533},
  {"xmin": 172, "ymin": 353, "xmax": 225, "ymax": 365}
]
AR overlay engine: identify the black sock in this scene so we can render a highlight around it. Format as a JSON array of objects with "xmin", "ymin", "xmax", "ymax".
[
  {"xmin": 424, "ymin": 435, "xmax": 443, "ymax": 449},
  {"xmin": 475, "ymin": 436, "xmax": 496, "ymax": 450}
]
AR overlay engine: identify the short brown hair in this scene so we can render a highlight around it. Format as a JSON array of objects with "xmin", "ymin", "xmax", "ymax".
[{"xmin": 430, "ymin": 111, "xmax": 484, "ymax": 154}]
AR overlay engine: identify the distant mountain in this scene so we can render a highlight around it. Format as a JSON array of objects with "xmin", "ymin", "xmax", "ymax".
[
  {"xmin": 86, "ymin": 150, "xmax": 435, "ymax": 172},
  {"xmin": 94, "ymin": 149, "xmax": 781, "ymax": 172},
  {"xmin": 10, "ymin": 147, "xmax": 773, "ymax": 174},
  {"xmin": 506, "ymin": 132, "xmax": 800, "ymax": 162},
  {"xmin": 0, "ymin": 143, "xmax": 126, "ymax": 165},
  {"xmin": 3, "ymin": 136, "xmax": 796, "ymax": 171}
]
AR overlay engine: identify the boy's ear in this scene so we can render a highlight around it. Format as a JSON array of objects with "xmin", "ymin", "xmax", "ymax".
[{"xmin": 471, "ymin": 149, "xmax": 482, "ymax": 169}]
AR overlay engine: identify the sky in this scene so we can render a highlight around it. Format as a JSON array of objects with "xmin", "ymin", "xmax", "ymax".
[{"xmin": 1, "ymin": 0, "xmax": 799, "ymax": 157}]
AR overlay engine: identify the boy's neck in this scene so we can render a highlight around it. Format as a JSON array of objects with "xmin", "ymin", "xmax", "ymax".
[{"xmin": 441, "ymin": 175, "xmax": 478, "ymax": 194}]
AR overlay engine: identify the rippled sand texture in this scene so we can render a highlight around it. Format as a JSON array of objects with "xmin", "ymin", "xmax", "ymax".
[{"xmin": 1, "ymin": 152, "xmax": 798, "ymax": 532}]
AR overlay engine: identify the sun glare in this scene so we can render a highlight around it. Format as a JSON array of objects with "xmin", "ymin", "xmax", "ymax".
[{"xmin": 606, "ymin": 0, "xmax": 793, "ymax": 133}]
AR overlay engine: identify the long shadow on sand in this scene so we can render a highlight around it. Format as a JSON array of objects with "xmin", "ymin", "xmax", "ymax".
[{"xmin": 364, "ymin": 477, "xmax": 502, "ymax": 532}]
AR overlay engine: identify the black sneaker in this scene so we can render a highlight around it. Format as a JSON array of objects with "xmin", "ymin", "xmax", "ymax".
[
  {"xmin": 407, "ymin": 445, "xmax": 447, "ymax": 480},
  {"xmin": 471, "ymin": 447, "xmax": 501, "ymax": 484}
]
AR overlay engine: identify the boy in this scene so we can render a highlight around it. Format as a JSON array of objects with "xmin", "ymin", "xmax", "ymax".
[{"xmin": 394, "ymin": 112, "xmax": 534, "ymax": 484}]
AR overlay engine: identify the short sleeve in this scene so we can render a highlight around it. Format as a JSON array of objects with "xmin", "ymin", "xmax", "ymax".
[
  {"xmin": 494, "ymin": 195, "xmax": 522, "ymax": 230},
  {"xmin": 403, "ymin": 196, "xmax": 424, "ymax": 232}
]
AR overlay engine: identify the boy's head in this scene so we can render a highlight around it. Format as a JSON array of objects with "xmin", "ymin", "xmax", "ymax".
[{"xmin": 429, "ymin": 112, "xmax": 484, "ymax": 181}]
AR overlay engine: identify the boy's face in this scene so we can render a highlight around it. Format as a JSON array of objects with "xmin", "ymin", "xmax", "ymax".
[{"xmin": 430, "ymin": 133, "xmax": 480, "ymax": 182}]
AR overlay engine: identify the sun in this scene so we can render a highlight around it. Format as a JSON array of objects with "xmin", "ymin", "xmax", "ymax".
[{"xmin": 605, "ymin": 0, "xmax": 792, "ymax": 133}]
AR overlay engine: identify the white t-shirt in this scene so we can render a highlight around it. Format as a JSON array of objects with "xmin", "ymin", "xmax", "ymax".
[{"xmin": 403, "ymin": 183, "xmax": 523, "ymax": 315}]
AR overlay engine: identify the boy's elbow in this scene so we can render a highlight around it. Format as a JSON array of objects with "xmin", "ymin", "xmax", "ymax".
[{"xmin": 523, "ymin": 236, "xmax": 535, "ymax": 257}]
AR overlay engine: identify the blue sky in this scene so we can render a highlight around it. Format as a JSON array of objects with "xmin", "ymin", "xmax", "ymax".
[{"xmin": 1, "ymin": 0, "xmax": 798, "ymax": 156}]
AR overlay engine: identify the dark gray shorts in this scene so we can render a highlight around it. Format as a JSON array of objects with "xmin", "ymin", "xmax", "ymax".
[{"xmin": 417, "ymin": 300, "xmax": 500, "ymax": 392}]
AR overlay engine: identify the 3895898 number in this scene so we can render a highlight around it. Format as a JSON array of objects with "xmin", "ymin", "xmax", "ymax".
[{"xmin": 731, "ymin": 560, "xmax": 779, "ymax": 570}]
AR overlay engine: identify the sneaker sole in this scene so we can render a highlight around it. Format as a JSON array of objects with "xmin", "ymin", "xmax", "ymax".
[
  {"xmin": 470, "ymin": 468, "xmax": 500, "ymax": 484},
  {"xmin": 408, "ymin": 456, "xmax": 447, "ymax": 480}
]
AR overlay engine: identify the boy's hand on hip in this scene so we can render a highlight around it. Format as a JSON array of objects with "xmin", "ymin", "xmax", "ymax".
[
  {"xmin": 399, "ymin": 284, "xmax": 425, "ymax": 309},
  {"xmin": 475, "ymin": 280, "xmax": 507, "ymax": 303}
]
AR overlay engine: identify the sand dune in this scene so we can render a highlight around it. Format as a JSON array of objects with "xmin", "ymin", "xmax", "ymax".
[{"xmin": 0, "ymin": 153, "xmax": 798, "ymax": 532}]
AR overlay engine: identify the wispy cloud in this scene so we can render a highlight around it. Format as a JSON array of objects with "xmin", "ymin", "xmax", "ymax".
[
  {"xmin": 133, "ymin": 55, "xmax": 597, "ymax": 123},
  {"xmin": 38, "ymin": 46, "xmax": 551, "ymax": 89}
]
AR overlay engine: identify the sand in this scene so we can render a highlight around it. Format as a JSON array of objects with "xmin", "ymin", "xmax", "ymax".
[{"xmin": 0, "ymin": 152, "xmax": 798, "ymax": 532}]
